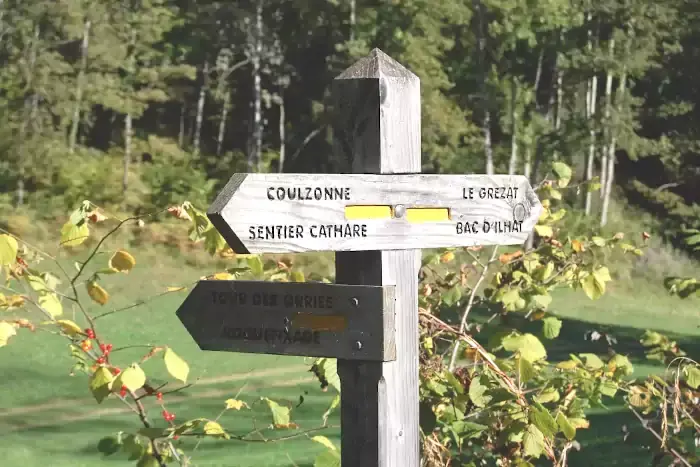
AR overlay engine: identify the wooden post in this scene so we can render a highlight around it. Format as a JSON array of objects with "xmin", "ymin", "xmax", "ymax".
[{"xmin": 332, "ymin": 49, "xmax": 421, "ymax": 467}]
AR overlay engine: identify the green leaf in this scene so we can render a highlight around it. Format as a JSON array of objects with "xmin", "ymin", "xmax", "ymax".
[
  {"xmin": 502, "ymin": 333, "xmax": 547, "ymax": 362},
  {"xmin": 579, "ymin": 353, "xmax": 605, "ymax": 370},
  {"xmin": 322, "ymin": 394, "xmax": 340, "ymax": 425},
  {"xmin": 542, "ymin": 317, "xmax": 562, "ymax": 339},
  {"xmin": 163, "ymin": 348, "xmax": 189, "ymax": 383},
  {"xmin": 121, "ymin": 434, "xmax": 145, "ymax": 461},
  {"xmin": 290, "ymin": 270, "xmax": 305, "ymax": 282},
  {"xmin": 552, "ymin": 162, "xmax": 572, "ymax": 187},
  {"xmin": 599, "ymin": 380, "xmax": 618, "ymax": 397},
  {"xmin": 522, "ymin": 424, "xmax": 545, "ymax": 458},
  {"xmin": 203, "ymin": 421, "xmax": 230, "ymax": 439},
  {"xmin": 89, "ymin": 367, "xmax": 114, "ymax": 403},
  {"xmin": 556, "ymin": 412, "xmax": 576, "ymax": 440},
  {"xmin": 311, "ymin": 435, "xmax": 337, "ymax": 451},
  {"xmin": 452, "ymin": 421, "xmax": 488, "ymax": 439},
  {"xmin": 60, "ymin": 221, "xmax": 89, "ymax": 247},
  {"xmin": 0, "ymin": 234, "xmax": 18, "ymax": 266},
  {"xmin": 684, "ymin": 365, "xmax": 700, "ymax": 389},
  {"xmin": 534, "ymin": 225, "xmax": 553, "ymax": 238},
  {"xmin": 246, "ymin": 256, "xmax": 264, "ymax": 277},
  {"xmin": 593, "ymin": 266, "xmax": 612, "ymax": 283},
  {"xmin": 312, "ymin": 358, "xmax": 341, "ymax": 393},
  {"xmin": 468, "ymin": 376, "xmax": 492, "ymax": 408},
  {"xmin": 581, "ymin": 274, "xmax": 604, "ymax": 300},
  {"xmin": 531, "ymin": 294, "xmax": 552, "ymax": 309},
  {"xmin": 529, "ymin": 403, "xmax": 558, "ymax": 437},
  {"xmin": 533, "ymin": 388, "xmax": 560, "ymax": 404},
  {"xmin": 518, "ymin": 357, "xmax": 536, "ymax": 384},
  {"xmin": 263, "ymin": 398, "xmax": 291, "ymax": 426},
  {"xmin": 591, "ymin": 236, "xmax": 606, "ymax": 247},
  {"xmin": 115, "ymin": 364, "xmax": 146, "ymax": 392},
  {"xmin": 97, "ymin": 435, "xmax": 121, "ymax": 456},
  {"xmin": 442, "ymin": 285, "xmax": 462, "ymax": 306}
]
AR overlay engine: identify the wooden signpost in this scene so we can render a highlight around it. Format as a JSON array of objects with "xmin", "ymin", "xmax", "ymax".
[{"xmin": 177, "ymin": 49, "xmax": 542, "ymax": 467}]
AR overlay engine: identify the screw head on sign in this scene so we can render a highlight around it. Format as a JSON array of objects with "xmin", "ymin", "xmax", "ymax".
[
  {"xmin": 350, "ymin": 297, "xmax": 359, "ymax": 307},
  {"xmin": 394, "ymin": 204, "xmax": 406, "ymax": 218},
  {"xmin": 354, "ymin": 341, "xmax": 362, "ymax": 350}
]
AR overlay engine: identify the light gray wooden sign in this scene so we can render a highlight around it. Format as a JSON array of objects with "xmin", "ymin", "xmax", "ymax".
[
  {"xmin": 208, "ymin": 173, "xmax": 542, "ymax": 254},
  {"xmin": 176, "ymin": 280, "xmax": 396, "ymax": 361}
]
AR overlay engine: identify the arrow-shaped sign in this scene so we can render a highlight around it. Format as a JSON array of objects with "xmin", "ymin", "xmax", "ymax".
[
  {"xmin": 176, "ymin": 280, "xmax": 396, "ymax": 361},
  {"xmin": 207, "ymin": 174, "xmax": 542, "ymax": 254}
]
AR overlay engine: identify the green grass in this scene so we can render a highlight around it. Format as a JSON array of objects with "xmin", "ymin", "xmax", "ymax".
[{"xmin": 1, "ymin": 201, "xmax": 699, "ymax": 466}]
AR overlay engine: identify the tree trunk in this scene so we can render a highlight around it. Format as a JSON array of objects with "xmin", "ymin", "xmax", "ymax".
[
  {"xmin": 474, "ymin": 0, "xmax": 493, "ymax": 174},
  {"xmin": 600, "ymin": 39, "xmax": 615, "ymax": 200},
  {"xmin": 601, "ymin": 59, "xmax": 628, "ymax": 227},
  {"xmin": 216, "ymin": 90, "xmax": 230, "ymax": 156},
  {"xmin": 349, "ymin": 0, "xmax": 356, "ymax": 41},
  {"xmin": 583, "ymin": 14, "xmax": 598, "ymax": 215},
  {"xmin": 278, "ymin": 95, "xmax": 285, "ymax": 172},
  {"xmin": 193, "ymin": 61, "xmax": 208, "ymax": 157},
  {"xmin": 123, "ymin": 113, "xmax": 132, "ymax": 193},
  {"xmin": 248, "ymin": 0, "xmax": 264, "ymax": 171},
  {"xmin": 16, "ymin": 25, "xmax": 40, "ymax": 207},
  {"xmin": 508, "ymin": 78, "xmax": 518, "ymax": 175},
  {"xmin": 69, "ymin": 19, "xmax": 90, "ymax": 153}
]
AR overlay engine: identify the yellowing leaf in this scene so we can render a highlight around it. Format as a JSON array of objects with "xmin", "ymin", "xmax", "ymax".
[
  {"xmin": 87, "ymin": 281, "xmax": 109, "ymax": 305},
  {"xmin": 89, "ymin": 366, "xmax": 115, "ymax": 403},
  {"xmin": 571, "ymin": 239, "xmax": 584, "ymax": 253},
  {"xmin": 109, "ymin": 250, "xmax": 136, "ymax": 273},
  {"xmin": 39, "ymin": 293, "xmax": 63, "ymax": 317},
  {"xmin": 87, "ymin": 210, "xmax": 107, "ymax": 223},
  {"xmin": 440, "ymin": 251, "xmax": 455, "ymax": 263},
  {"xmin": 203, "ymin": 421, "xmax": 230, "ymax": 439},
  {"xmin": 290, "ymin": 270, "xmax": 305, "ymax": 282},
  {"xmin": 502, "ymin": 333, "xmax": 547, "ymax": 362},
  {"xmin": 60, "ymin": 221, "xmax": 89, "ymax": 247},
  {"xmin": 569, "ymin": 417, "xmax": 590, "ymax": 429},
  {"xmin": 0, "ymin": 234, "xmax": 18, "ymax": 266},
  {"xmin": 225, "ymin": 399, "xmax": 248, "ymax": 410},
  {"xmin": 542, "ymin": 317, "xmax": 562, "ymax": 339},
  {"xmin": 534, "ymin": 225, "xmax": 553, "ymax": 238},
  {"xmin": 116, "ymin": 364, "xmax": 146, "ymax": 392},
  {"xmin": 311, "ymin": 435, "xmax": 338, "ymax": 451},
  {"xmin": 166, "ymin": 286, "xmax": 186, "ymax": 292},
  {"xmin": 522, "ymin": 424, "xmax": 545, "ymax": 458},
  {"xmin": 163, "ymin": 348, "xmax": 189, "ymax": 383},
  {"xmin": 0, "ymin": 321, "xmax": 17, "ymax": 347},
  {"xmin": 263, "ymin": 397, "xmax": 291, "ymax": 427},
  {"xmin": 56, "ymin": 320, "xmax": 84, "ymax": 337},
  {"xmin": 211, "ymin": 272, "xmax": 234, "ymax": 280},
  {"xmin": 580, "ymin": 274, "xmax": 604, "ymax": 300},
  {"xmin": 556, "ymin": 360, "xmax": 578, "ymax": 370}
]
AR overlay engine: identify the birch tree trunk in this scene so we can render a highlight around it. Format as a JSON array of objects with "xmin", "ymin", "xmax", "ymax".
[
  {"xmin": 508, "ymin": 78, "xmax": 518, "ymax": 175},
  {"xmin": 349, "ymin": 0, "xmax": 356, "ymax": 41},
  {"xmin": 278, "ymin": 95, "xmax": 285, "ymax": 172},
  {"xmin": 123, "ymin": 113, "xmax": 132, "ymax": 193},
  {"xmin": 216, "ymin": 90, "xmax": 230, "ymax": 156},
  {"xmin": 193, "ymin": 61, "xmax": 208, "ymax": 157},
  {"xmin": 248, "ymin": 0, "xmax": 264, "ymax": 171},
  {"xmin": 600, "ymin": 39, "xmax": 615, "ymax": 199},
  {"xmin": 601, "ymin": 55, "xmax": 628, "ymax": 226},
  {"xmin": 583, "ymin": 14, "xmax": 598, "ymax": 215},
  {"xmin": 16, "ymin": 25, "xmax": 40, "ymax": 207},
  {"xmin": 69, "ymin": 19, "xmax": 90, "ymax": 153}
]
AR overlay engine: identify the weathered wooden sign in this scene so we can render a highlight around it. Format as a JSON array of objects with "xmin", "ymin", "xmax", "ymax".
[
  {"xmin": 176, "ymin": 280, "xmax": 396, "ymax": 361},
  {"xmin": 207, "ymin": 173, "xmax": 542, "ymax": 254}
]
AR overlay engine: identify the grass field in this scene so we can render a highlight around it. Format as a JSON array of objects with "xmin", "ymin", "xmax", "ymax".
[{"xmin": 0, "ymin": 219, "xmax": 698, "ymax": 466}]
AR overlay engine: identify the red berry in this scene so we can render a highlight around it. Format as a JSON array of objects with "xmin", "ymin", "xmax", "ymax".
[
  {"xmin": 156, "ymin": 392, "xmax": 163, "ymax": 401},
  {"xmin": 162, "ymin": 410, "xmax": 170, "ymax": 420},
  {"xmin": 96, "ymin": 356, "xmax": 105, "ymax": 364},
  {"xmin": 119, "ymin": 385, "xmax": 128, "ymax": 397},
  {"xmin": 112, "ymin": 367, "xmax": 121, "ymax": 375},
  {"xmin": 173, "ymin": 435, "xmax": 179, "ymax": 440},
  {"xmin": 106, "ymin": 344, "xmax": 113, "ymax": 352},
  {"xmin": 85, "ymin": 328, "xmax": 95, "ymax": 339},
  {"xmin": 99, "ymin": 343, "xmax": 107, "ymax": 352}
]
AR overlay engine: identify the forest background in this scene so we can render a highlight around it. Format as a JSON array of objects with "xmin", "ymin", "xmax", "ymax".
[{"xmin": 0, "ymin": 0, "xmax": 699, "ymax": 466}]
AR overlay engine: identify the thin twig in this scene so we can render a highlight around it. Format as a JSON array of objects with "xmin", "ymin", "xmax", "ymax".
[{"xmin": 628, "ymin": 406, "xmax": 692, "ymax": 467}]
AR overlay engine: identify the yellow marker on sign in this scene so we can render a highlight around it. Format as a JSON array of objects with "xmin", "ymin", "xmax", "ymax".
[
  {"xmin": 405, "ymin": 207, "xmax": 450, "ymax": 223},
  {"xmin": 293, "ymin": 313, "xmax": 347, "ymax": 331},
  {"xmin": 345, "ymin": 205, "xmax": 392, "ymax": 220}
]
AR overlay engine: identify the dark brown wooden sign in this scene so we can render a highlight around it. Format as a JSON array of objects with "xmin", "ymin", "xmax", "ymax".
[{"xmin": 176, "ymin": 280, "xmax": 396, "ymax": 361}]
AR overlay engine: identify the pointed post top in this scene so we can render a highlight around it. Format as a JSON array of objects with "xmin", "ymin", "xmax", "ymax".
[{"xmin": 335, "ymin": 48, "xmax": 418, "ymax": 80}]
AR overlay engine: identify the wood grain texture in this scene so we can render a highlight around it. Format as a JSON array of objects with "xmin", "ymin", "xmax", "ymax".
[
  {"xmin": 333, "ymin": 48, "xmax": 421, "ymax": 467},
  {"xmin": 176, "ymin": 280, "xmax": 396, "ymax": 361},
  {"xmin": 206, "ymin": 173, "xmax": 542, "ymax": 254}
]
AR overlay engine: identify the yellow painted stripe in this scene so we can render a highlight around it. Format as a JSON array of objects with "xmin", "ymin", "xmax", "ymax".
[
  {"xmin": 293, "ymin": 313, "xmax": 347, "ymax": 331},
  {"xmin": 406, "ymin": 207, "xmax": 450, "ymax": 222}
]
